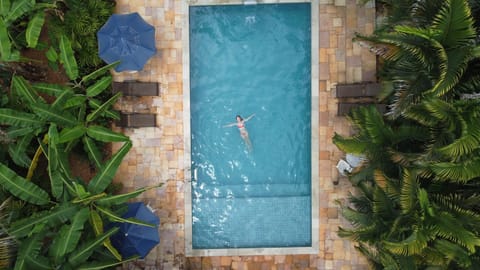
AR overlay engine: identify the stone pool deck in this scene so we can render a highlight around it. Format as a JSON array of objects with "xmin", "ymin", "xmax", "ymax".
[{"xmin": 112, "ymin": 0, "xmax": 376, "ymax": 269}]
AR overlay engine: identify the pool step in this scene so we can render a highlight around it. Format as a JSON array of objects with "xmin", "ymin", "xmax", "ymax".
[
  {"xmin": 192, "ymin": 196, "xmax": 311, "ymax": 249},
  {"xmin": 191, "ymin": 183, "xmax": 310, "ymax": 199}
]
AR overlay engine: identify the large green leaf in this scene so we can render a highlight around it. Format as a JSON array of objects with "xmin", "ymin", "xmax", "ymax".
[
  {"xmin": 0, "ymin": 19, "xmax": 11, "ymax": 60},
  {"xmin": 7, "ymin": 134, "xmax": 32, "ymax": 168},
  {"xmin": 48, "ymin": 124, "xmax": 63, "ymax": 199},
  {"xmin": 0, "ymin": 162, "xmax": 49, "ymax": 206},
  {"xmin": 13, "ymin": 233, "xmax": 43, "ymax": 270},
  {"xmin": 9, "ymin": 203, "xmax": 78, "ymax": 238},
  {"xmin": 0, "ymin": 0, "xmax": 10, "ymax": 17},
  {"xmin": 88, "ymin": 99, "xmax": 120, "ymax": 120},
  {"xmin": 90, "ymin": 210, "xmax": 122, "ymax": 261},
  {"xmin": 96, "ymin": 206, "xmax": 155, "ymax": 227},
  {"xmin": 31, "ymin": 102, "xmax": 77, "ymax": 126},
  {"xmin": 77, "ymin": 256, "xmax": 140, "ymax": 270},
  {"xmin": 87, "ymin": 125, "xmax": 129, "ymax": 142},
  {"xmin": 86, "ymin": 92, "xmax": 121, "ymax": 123},
  {"xmin": 25, "ymin": 256, "xmax": 51, "ymax": 270},
  {"xmin": 87, "ymin": 141, "xmax": 132, "ymax": 194},
  {"xmin": 45, "ymin": 46, "xmax": 58, "ymax": 62},
  {"xmin": 12, "ymin": 76, "xmax": 42, "ymax": 104},
  {"xmin": 26, "ymin": 11, "xmax": 45, "ymax": 48},
  {"xmin": 0, "ymin": 109, "xmax": 41, "ymax": 127},
  {"xmin": 59, "ymin": 125, "xmax": 86, "ymax": 143},
  {"xmin": 81, "ymin": 61, "xmax": 120, "ymax": 83},
  {"xmin": 82, "ymin": 136, "xmax": 102, "ymax": 169},
  {"xmin": 7, "ymin": 126, "xmax": 35, "ymax": 138},
  {"xmin": 5, "ymin": 0, "xmax": 33, "ymax": 23},
  {"xmin": 96, "ymin": 185, "xmax": 160, "ymax": 206},
  {"xmin": 51, "ymin": 88, "xmax": 74, "ymax": 110},
  {"xmin": 50, "ymin": 208, "xmax": 89, "ymax": 262},
  {"xmin": 59, "ymin": 34, "xmax": 78, "ymax": 80},
  {"xmin": 68, "ymin": 227, "xmax": 119, "ymax": 267},
  {"xmin": 86, "ymin": 76, "xmax": 112, "ymax": 97},
  {"xmin": 64, "ymin": 95, "xmax": 87, "ymax": 109},
  {"xmin": 33, "ymin": 83, "xmax": 71, "ymax": 97}
]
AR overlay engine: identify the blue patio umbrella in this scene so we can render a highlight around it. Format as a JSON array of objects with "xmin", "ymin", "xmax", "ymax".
[
  {"xmin": 97, "ymin": 12, "xmax": 156, "ymax": 72},
  {"xmin": 110, "ymin": 202, "xmax": 160, "ymax": 258}
]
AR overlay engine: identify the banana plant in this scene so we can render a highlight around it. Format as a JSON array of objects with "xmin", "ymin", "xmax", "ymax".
[
  {"xmin": 1, "ymin": 60, "xmax": 122, "ymax": 174},
  {"xmin": 1, "ymin": 123, "xmax": 160, "ymax": 269},
  {"xmin": 0, "ymin": 0, "xmax": 57, "ymax": 61}
]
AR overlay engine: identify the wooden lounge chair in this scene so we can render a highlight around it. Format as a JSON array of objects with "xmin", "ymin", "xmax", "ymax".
[
  {"xmin": 336, "ymin": 82, "xmax": 381, "ymax": 98},
  {"xmin": 336, "ymin": 82, "xmax": 386, "ymax": 116},
  {"xmin": 116, "ymin": 113, "xmax": 157, "ymax": 128},
  {"xmin": 112, "ymin": 81, "xmax": 160, "ymax": 96}
]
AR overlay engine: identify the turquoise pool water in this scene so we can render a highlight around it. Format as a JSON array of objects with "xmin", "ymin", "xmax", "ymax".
[{"xmin": 190, "ymin": 3, "xmax": 311, "ymax": 249}]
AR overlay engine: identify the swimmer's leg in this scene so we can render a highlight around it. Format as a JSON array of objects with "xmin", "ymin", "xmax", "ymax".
[{"xmin": 244, "ymin": 137, "xmax": 253, "ymax": 152}]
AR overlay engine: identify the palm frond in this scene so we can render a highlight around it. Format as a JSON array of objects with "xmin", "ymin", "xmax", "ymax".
[
  {"xmin": 431, "ymin": 0, "xmax": 476, "ymax": 49},
  {"xmin": 429, "ymin": 48, "xmax": 471, "ymax": 97},
  {"xmin": 383, "ymin": 229, "xmax": 429, "ymax": 256},
  {"xmin": 431, "ymin": 211, "xmax": 480, "ymax": 253},
  {"xmin": 332, "ymin": 133, "xmax": 368, "ymax": 154},
  {"xmin": 434, "ymin": 239, "xmax": 472, "ymax": 268},
  {"xmin": 437, "ymin": 115, "xmax": 480, "ymax": 159},
  {"xmin": 399, "ymin": 170, "xmax": 418, "ymax": 214},
  {"xmin": 430, "ymin": 158, "xmax": 480, "ymax": 183}
]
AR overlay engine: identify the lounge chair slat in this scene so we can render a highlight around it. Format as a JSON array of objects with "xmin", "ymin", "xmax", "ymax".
[
  {"xmin": 117, "ymin": 113, "xmax": 157, "ymax": 128},
  {"xmin": 112, "ymin": 81, "xmax": 160, "ymax": 96}
]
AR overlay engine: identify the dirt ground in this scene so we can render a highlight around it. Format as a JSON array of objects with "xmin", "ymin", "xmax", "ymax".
[{"xmin": 21, "ymin": 25, "xmax": 98, "ymax": 182}]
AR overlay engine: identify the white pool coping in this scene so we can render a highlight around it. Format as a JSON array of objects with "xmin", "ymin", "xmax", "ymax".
[{"xmin": 183, "ymin": 0, "xmax": 319, "ymax": 257}]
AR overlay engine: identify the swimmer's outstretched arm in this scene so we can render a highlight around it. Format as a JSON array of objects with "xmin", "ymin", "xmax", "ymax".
[
  {"xmin": 223, "ymin": 122, "xmax": 237, "ymax": 128},
  {"xmin": 244, "ymin": 114, "xmax": 255, "ymax": 122}
]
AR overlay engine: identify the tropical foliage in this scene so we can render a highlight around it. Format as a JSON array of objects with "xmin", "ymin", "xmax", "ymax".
[
  {"xmin": 334, "ymin": 0, "xmax": 480, "ymax": 269},
  {"xmin": 0, "ymin": 1, "xmax": 158, "ymax": 268},
  {"xmin": 0, "ymin": 22, "xmax": 157, "ymax": 270},
  {"xmin": 0, "ymin": 38, "xmax": 157, "ymax": 270},
  {"xmin": 0, "ymin": 0, "xmax": 57, "ymax": 62},
  {"xmin": 0, "ymin": 129, "xmax": 158, "ymax": 269},
  {"xmin": 48, "ymin": 0, "xmax": 115, "ymax": 74},
  {"xmin": 1, "ymin": 60, "xmax": 122, "ymax": 171}
]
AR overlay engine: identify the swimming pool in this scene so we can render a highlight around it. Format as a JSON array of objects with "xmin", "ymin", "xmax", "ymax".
[{"xmin": 184, "ymin": 1, "xmax": 319, "ymax": 256}]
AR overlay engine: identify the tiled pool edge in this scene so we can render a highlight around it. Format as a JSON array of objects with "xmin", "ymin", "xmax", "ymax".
[
  {"xmin": 183, "ymin": 0, "xmax": 320, "ymax": 257},
  {"xmin": 111, "ymin": 0, "xmax": 376, "ymax": 268}
]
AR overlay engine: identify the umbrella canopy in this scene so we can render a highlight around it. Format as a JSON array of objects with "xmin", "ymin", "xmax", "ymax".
[
  {"xmin": 97, "ymin": 12, "xmax": 156, "ymax": 72},
  {"xmin": 110, "ymin": 202, "xmax": 160, "ymax": 258}
]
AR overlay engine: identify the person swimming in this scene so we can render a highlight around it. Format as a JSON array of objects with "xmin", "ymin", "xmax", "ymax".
[{"xmin": 224, "ymin": 114, "xmax": 255, "ymax": 150}]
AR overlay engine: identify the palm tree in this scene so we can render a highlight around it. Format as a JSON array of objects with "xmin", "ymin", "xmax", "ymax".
[
  {"xmin": 335, "ymin": 0, "xmax": 480, "ymax": 268},
  {"xmin": 335, "ymin": 105, "xmax": 480, "ymax": 269},
  {"xmin": 357, "ymin": 0, "xmax": 479, "ymax": 118}
]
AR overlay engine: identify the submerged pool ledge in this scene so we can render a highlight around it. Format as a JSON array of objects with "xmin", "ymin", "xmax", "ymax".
[
  {"xmin": 183, "ymin": 0, "xmax": 320, "ymax": 257},
  {"xmin": 186, "ymin": 246, "xmax": 319, "ymax": 257},
  {"xmin": 188, "ymin": 0, "xmax": 313, "ymax": 5}
]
